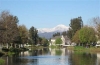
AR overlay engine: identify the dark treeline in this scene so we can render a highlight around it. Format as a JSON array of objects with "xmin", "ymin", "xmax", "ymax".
[
  {"xmin": 53, "ymin": 32, "xmax": 60, "ymax": 37},
  {"xmin": 53, "ymin": 31, "xmax": 67, "ymax": 37},
  {"xmin": 0, "ymin": 11, "xmax": 49, "ymax": 49}
]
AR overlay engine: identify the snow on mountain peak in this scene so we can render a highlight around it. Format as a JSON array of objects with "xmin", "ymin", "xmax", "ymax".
[
  {"xmin": 54, "ymin": 24, "xmax": 68, "ymax": 29},
  {"xmin": 38, "ymin": 24, "xmax": 69, "ymax": 33},
  {"xmin": 56, "ymin": 24, "xmax": 67, "ymax": 28}
]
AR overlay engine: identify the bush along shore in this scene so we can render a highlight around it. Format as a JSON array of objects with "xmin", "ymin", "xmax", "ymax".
[{"xmin": 0, "ymin": 47, "xmax": 29, "ymax": 57}]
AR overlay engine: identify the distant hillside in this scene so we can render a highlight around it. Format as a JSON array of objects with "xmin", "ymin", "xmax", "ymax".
[{"xmin": 38, "ymin": 24, "xmax": 69, "ymax": 39}]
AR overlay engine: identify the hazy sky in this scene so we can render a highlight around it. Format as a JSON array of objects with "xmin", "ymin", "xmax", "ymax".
[{"xmin": 0, "ymin": 0, "xmax": 100, "ymax": 29}]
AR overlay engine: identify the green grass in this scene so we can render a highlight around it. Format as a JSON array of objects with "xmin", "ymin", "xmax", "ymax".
[
  {"xmin": 74, "ymin": 46, "xmax": 86, "ymax": 51},
  {"xmin": 74, "ymin": 46, "xmax": 100, "ymax": 52}
]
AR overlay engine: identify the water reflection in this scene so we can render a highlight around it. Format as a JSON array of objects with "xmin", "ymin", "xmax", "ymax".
[
  {"xmin": 97, "ymin": 53, "xmax": 100, "ymax": 65},
  {"xmin": 69, "ymin": 52, "xmax": 97, "ymax": 65},
  {"xmin": 49, "ymin": 48, "xmax": 74, "ymax": 56},
  {"xmin": 1, "ymin": 48, "xmax": 100, "ymax": 65}
]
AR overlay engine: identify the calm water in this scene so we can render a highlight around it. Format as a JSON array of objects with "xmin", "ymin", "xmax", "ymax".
[{"xmin": 1, "ymin": 48, "xmax": 100, "ymax": 65}]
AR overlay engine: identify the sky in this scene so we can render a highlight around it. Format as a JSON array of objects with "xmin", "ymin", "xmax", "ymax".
[{"xmin": 0, "ymin": 0, "xmax": 100, "ymax": 29}]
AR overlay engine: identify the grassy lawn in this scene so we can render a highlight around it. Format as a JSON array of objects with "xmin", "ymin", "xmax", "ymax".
[
  {"xmin": 66, "ymin": 46, "xmax": 100, "ymax": 53},
  {"xmin": 74, "ymin": 46, "xmax": 100, "ymax": 52}
]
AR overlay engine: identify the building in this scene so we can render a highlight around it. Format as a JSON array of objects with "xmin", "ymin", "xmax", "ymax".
[{"xmin": 50, "ymin": 35, "xmax": 71, "ymax": 46}]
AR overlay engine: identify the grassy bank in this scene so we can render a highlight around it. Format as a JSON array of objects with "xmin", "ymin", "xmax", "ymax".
[
  {"xmin": 66, "ymin": 46, "xmax": 100, "ymax": 53},
  {"xmin": 73, "ymin": 46, "xmax": 100, "ymax": 52}
]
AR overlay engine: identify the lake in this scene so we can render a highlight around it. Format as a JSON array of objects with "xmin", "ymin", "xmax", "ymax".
[{"xmin": 1, "ymin": 48, "xmax": 100, "ymax": 65}]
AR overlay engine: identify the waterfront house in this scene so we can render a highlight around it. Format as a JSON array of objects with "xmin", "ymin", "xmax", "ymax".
[{"xmin": 50, "ymin": 35, "xmax": 71, "ymax": 46}]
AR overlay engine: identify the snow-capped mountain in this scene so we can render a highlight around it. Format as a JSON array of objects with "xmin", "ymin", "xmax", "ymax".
[
  {"xmin": 38, "ymin": 24, "xmax": 69, "ymax": 33},
  {"xmin": 38, "ymin": 24, "xmax": 69, "ymax": 39}
]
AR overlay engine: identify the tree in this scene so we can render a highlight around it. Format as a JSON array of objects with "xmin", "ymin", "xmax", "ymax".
[
  {"xmin": 53, "ymin": 32, "xmax": 60, "ymax": 37},
  {"xmin": 72, "ymin": 30, "xmax": 80, "ymax": 45},
  {"xmin": 55, "ymin": 38, "xmax": 62, "ymax": 46},
  {"xmin": 18, "ymin": 25, "xmax": 28, "ymax": 47},
  {"xmin": 62, "ymin": 31, "xmax": 67, "ymax": 36},
  {"xmin": 29, "ymin": 26, "xmax": 38, "ymax": 45},
  {"xmin": 79, "ymin": 26, "xmax": 97, "ymax": 46},
  {"xmin": 41, "ymin": 38, "xmax": 49, "ymax": 47},
  {"xmin": 92, "ymin": 17, "xmax": 100, "ymax": 39},
  {"xmin": 0, "ymin": 21, "xmax": 6, "ymax": 44},
  {"xmin": 34, "ymin": 29, "xmax": 38, "ymax": 45},
  {"xmin": 0, "ymin": 11, "xmax": 19, "ymax": 48},
  {"xmin": 29, "ymin": 26, "xmax": 35, "ymax": 45},
  {"xmin": 68, "ymin": 17, "xmax": 83, "ymax": 39},
  {"xmin": 38, "ymin": 37, "xmax": 42, "ymax": 45},
  {"xmin": 67, "ymin": 28, "xmax": 73, "ymax": 39}
]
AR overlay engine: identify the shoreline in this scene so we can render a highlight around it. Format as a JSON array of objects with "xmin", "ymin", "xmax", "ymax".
[{"xmin": 67, "ymin": 46, "xmax": 100, "ymax": 53}]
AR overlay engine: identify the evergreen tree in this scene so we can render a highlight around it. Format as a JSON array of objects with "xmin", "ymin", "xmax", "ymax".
[
  {"xmin": 29, "ymin": 26, "xmax": 38, "ymax": 45},
  {"xmin": 67, "ymin": 17, "xmax": 83, "ymax": 39},
  {"xmin": 62, "ymin": 31, "xmax": 67, "ymax": 36},
  {"xmin": 53, "ymin": 32, "xmax": 60, "ymax": 37}
]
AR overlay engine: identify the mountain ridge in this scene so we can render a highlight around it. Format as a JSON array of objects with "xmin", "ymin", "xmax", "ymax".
[
  {"xmin": 38, "ymin": 24, "xmax": 69, "ymax": 33},
  {"xmin": 38, "ymin": 24, "xmax": 69, "ymax": 39}
]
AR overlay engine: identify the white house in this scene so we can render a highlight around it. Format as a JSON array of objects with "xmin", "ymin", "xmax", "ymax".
[
  {"xmin": 96, "ymin": 40, "xmax": 100, "ymax": 47},
  {"xmin": 50, "ymin": 35, "xmax": 71, "ymax": 46}
]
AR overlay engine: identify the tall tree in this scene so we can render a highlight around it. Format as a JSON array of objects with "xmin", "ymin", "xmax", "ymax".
[
  {"xmin": 29, "ymin": 26, "xmax": 35, "ymax": 45},
  {"xmin": 68, "ymin": 17, "xmax": 83, "ymax": 39},
  {"xmin": 67, "ymin": 28, "xmax": 73, "ymax": 39},
  {"xmin": 34, "ymin": 28, "xmax": 38, "ymax": 45},
  {"xmin": 0, "ymin": 11, "xmax": 19, "ymax": 48},
  {"xmin": 18, "ymin": 25, "xmax": 28, "ymax": 47},
  {"xmin": 92, "ymin": 17, "xmax": 100, "ymax": 39},
  {"xmin": 0, "ymin": 21, "xmax": 6, "ymax": 44},
  {"xmin": 29, "ymin": 26, "xmax": 38, "ymax": 45}
]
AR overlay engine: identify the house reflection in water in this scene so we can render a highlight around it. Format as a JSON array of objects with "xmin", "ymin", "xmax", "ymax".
[
  {"xmin": 97, "ymin": 53, "xmax": 100, "ymax": 65},
  {"xmin": 1, "ymin": 48, "xmax": 100, "ymax": 65},
  {"xmin": 49, "ymin": 48, "xmax": 74, "ymax": 56}
]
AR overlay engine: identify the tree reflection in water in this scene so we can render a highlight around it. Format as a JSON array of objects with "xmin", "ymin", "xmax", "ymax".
[
  {"xmin": 1, "ymin": 48, "xmax": 100, "ymax": 65},
  {"xmin": 55, "ymin": 49, "xmax": 62, "ymax": 55},
  {"xmin": 69, "ymin": 52, "xmax": 97, "ymax": 65}
]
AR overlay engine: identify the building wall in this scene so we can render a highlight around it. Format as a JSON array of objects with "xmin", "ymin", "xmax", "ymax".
[
  {"xmin": 61, "ymin": 35, "xmax": 65, "ymax": 45},
  {"xmin": 50, "ymin": 35, "xmax": 65, "ymax": 46},
  {"xmin": 51, "ymin": 39, "xmax": 56, "ymax": 45}
]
